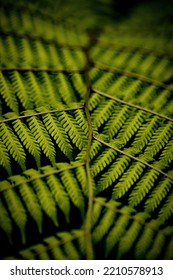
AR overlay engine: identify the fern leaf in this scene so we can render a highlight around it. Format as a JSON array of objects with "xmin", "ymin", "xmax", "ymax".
[
  {"xmin": 74, "ymin": 109, "xmax": 88, "ymax": 136},
  {"xmin": 25, "ymin": 111, "xmax": 56, "ymax": 165},
  {"xmin": 164, "ymin": 237, "xmax": 173, "ymax": 260},
  {"xmin": 104, "ymin": 205, "xmax": 136, "ymax": 257},
  {"xmin": 24, "ymin": 72, "xmax": 43, "ymax": 108},
  {"xmin": 146, "ymin": 227, "xmax": 173, "ymax": 260},
  {"xmin": 37, "ymin": 72, "xmax": 58, "ymax": 106},
  {"xmin": 88, "ymin": 92, "xmax": 103, "ymax": 111},
  {"xmin": 75, "ymin": 165, "xmax": 88, "ymax": 196},
  {"xmin": 71, "ymin": 73, "xmax": 86, "ymax": 99},
  {"xmin": 113, "ymin": 162, "xmax": 145, "ymax": 199},
  {"xmin": 119, "ymin": 111, "xmax": 145, "ymax": 145},
  {"xmin": 58, "ymin": 111, "xmax": 86, "ymax": 150},
  {"xmin": 37, "ymin": 107, "xmax": 72, "ymax": 160},
  {"xmin": 24, "ymin": 169, "xmax": 58, "ymax": 227},
  {"xmin": 91, "ymin": 148, "xmax": 117, "ymax": 177},
  {"xmin": 0, "ymin": 122, "xmax": 26, "ymax": 170},
  {"xmin": 129, "ymin": 170, "xmax": 159, "ymax": 207},
  {"xmin": 0, "ymin": 71, "xmax": 18, "ymax": 113},
  {"xmin": 0, "ymin": 140, "xmax": 12, "ymax": 175},
  {"xmin": 117, "ymin": 213, "xmax": 148, "ymax": 259},
  {"xmin": 92, "ymin": 200, "xmax": 117, "ymax": 243},
  {"xmin": 144, "ymin": 122, "xmax": 173, "ymax": 157},
  {"xmin": 5, "ymin": 112, "xmax": 41, "ymax": 167},
  {"xmin": 9, "ymin": 71, "xmax": 32, "ymax": 109},
  {"xmin": 58, "ymin": 73, "xmax": 77, "ymax": 104},
  {"xmin": 58, "ymin": 232, "xmax": 81, "ymax": 259},
  {"xmin": 103, "ymin": 105, "xmax": 130, "ymax": 138},
  {"xmin": 144, "ymin": 177, "xmax": 172, "ymax": 213},
  {"xmin": 9, "ymin": 174, "xmax": 43, "ymax": 233},
  {"xmin": 92, "ymin": 99, "xmax": 116, "ymax": 128},
  {"xmin": 89, "ymin": 139, "xmax": 103, "ymax": 160},
  {"xmin": 59, "ymin": 164, "xmax": 85, "ymax": 216},
  {"xmin": 2, "ymin": 181, "xmax": 27, "ymax": 244},
  {"xmin": 158, "ymin": 192, "xmax": 173, "ymax": 223},
  {"xmin": 92, "ymin": 197, "xmax": 106, "ymax": 228},
  {"xmin": 99, "ymin": 156, "xmax": 131, "ymax": 192},
  {"xmin": 134, "ymin": 220, "xmax": 160, "ymax": 259},
  {"xmin": 132, "ymin": 116, "xmax": 160, "ymax": 151},
  {"xmin": 0, "ymin": 197, "xmax": 13, "ymax": 243},
  {"xmin": 41, "ymin": 165, "xmax": 70, "ymax": 222}
]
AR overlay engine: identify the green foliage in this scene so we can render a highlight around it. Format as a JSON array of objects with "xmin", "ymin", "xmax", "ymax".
[{"xmin": 0, "ymin": 0, "xmax": 173, "ymax": 260}]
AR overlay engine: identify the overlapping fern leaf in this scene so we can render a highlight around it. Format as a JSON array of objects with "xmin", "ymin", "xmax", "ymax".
[{"xmin": 0, "ymin": 0, "xmax": 173, "ymax": 260}]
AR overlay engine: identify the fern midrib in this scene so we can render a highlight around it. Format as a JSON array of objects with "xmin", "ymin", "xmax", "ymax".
[
  {"xmin": 0, "ymin": 106, "xmax": 84, "ymax": 123},
  {"xmin": 93, "ymin": 63, "xmax": 173, "ymax": 91},
  {"xmin": 93, "ymin": 89, "xmax": 173, "ymax": 122},
  {"xmin": 0, "ymin": 163, "xmax": 85, "ymax": 192},
  {"xmin": 93, "ymin": 135, "xmax": 173, "ymax": 181}
]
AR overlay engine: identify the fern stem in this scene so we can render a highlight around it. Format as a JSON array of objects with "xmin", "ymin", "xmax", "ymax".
[
  {"xmin": 0, "ymin": 106, "xmax": 84, "ymax": 123},
  {"xmin": 93, "ymin": 63, "xmax": 173, "ymax": 92},
  {"xmin": 94, "ymin": 198, "xmax": 171, "ymax": 235},
  {"xmin": 93, "ymin": 135, "xmax": 173, "ymax": 181},
  {"xmin": 93, "ymin": 89, "xmax": 173, "ymax": 122},
  {"xmin": 0, "ymin": 163, "xmax": 85, "ymax": 192}
]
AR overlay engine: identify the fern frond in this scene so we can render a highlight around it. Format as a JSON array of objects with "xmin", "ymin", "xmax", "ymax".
[
  {"xmin": 92, "ymin": 200, "xmax": 117, "ymax": 243},
  {"xmin": 144, "ymin": 122, "xmax": 173, "ymax": 157},
  {"xmin": 132, "ymin": 116, "xmax": 160, "ymax": 151},
  {"xmin": 129, "ymin": 170, "xmax": 159, "ymax": 207},
  {"xmin": 1, "ymin": 181, "xmax": 27, "ymax": 244},
  {"xmin": 113, "ymin": 162, "xmax": 145, "ymax": 199},
  {"xmin": 103, "ymin": 105, "xmax": 130, "ymax": 138},
  {"xmin": 23, "ymin": 169, "xmax": 58, "ymax": 226},
  {"xmin": 0, "ymin": 71, "xmax": 18, "ymax": 113},
  {"xmin": 0, "ymin": 197, "xmax": 13, "ymax": 243},
  {"xmin": 88, "ymin": 92, "xmax": 103, "ymax": 111},
  {"xmin": 9, "ymin": 229, "xmax": 84, "ymax": 260},
  {"xmin": 98, "ymin": 155, "xmax": 131, "ymax": 192},
  {"xmin": 38, "ymin": 107, "xmax": 72, "ymax": 160},
  {"xmin": 23, "ymin": 71, "xmax": 43, "ymax": 108},
  {"xmin": 158, "ymin": 192, "xmax": 173, "ymax": 223},
  {"xmin": 159, "ymin": 139, "xmax": 173, "ymax": 165},
  {"xmin": 144, "ymin": 177, "xmax": 172, "ymax": 213},
  {"xmin": 89, "ymin": 139, "xmax": 103, "ymax": 160},
  {"xmin": 8, "ymin": 174, "xmax": 43, "ymax": 233},
  {"xmin": 8, "ymin": 71, "xmax": 32, "ymax": 109},
  {"xmin": 0, "ymin": 140, "xmax": 12, "ymax": 175},
  {"xmin": 57, "ymin": 72, "xmax": 77, "ymax": 104},
  {"xmin": 91, "ymin": 148, "xmax": 117, "ymax": 177},
  {"xmin": 146, "ymin": 227, "xmax": 173, "ymax": 260},
  {"xmin": 134, "ymin": 219, "xmax": 160, "ymax": 259},
  {"xmin": 117, "ymin": 212, "xmax": 149, "ymax": 259},
  {"xmin": 74, "ymin": 109, "xmax": 88, "ymax": 135},
  {"xmin": 0, "ymin": 122, "xmax": 26, "ymax": 170},
  {"xmin": 58, "ymin": 111, "xmax": 86, "ymax": 150},
  {"xmin": 25, "ymin": 111, "xmax": 56, "ymax": 165},
  {"xmin": 41, "ymin": 165, "xmax": 70, "ymax": 222},
  {"xmin": 92, "ymin": 99, "xmax": 116, "ymax": 129},
  {"xmin": 75, "ymin": 165, "xmax": 88, "ymax": 196},
  {"xmin": 5, "ymin": 112, "xmax": 41, "ymax": 167},
  {"xmin": 118, "ymin": 111, "xmax": 145, "ymax": 145},
  {"xmin": 71, "ymin": 73, "xmax": 86, "ymax": 99},
  {"xmin": 59, "ymin": 164, "xmax": 85, "ymax": 216},
  {"xmin": 37, "ymin": 72, "xmax": 58, "ymax": 106}
]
